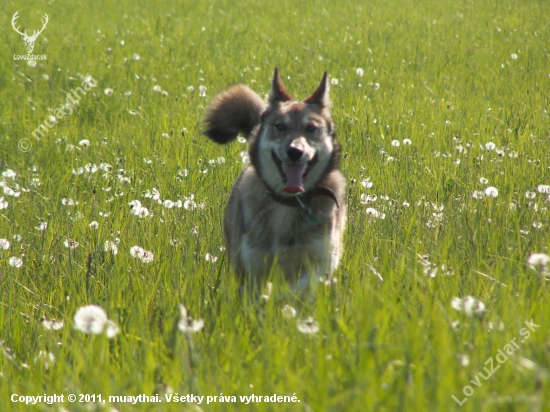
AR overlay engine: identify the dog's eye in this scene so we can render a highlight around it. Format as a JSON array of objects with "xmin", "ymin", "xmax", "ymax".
[
  {"xmin": 305, "ymin": 125, "xmax": 317, "ymax": 133},
  {"xmin": 275, "ymin": 123, "xmax": 287, "ymax": 132}
]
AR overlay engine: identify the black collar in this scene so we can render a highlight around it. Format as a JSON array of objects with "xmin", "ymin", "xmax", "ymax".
[{"xmin": 267, "ymin": 186, "xmax": 339, "ymax": 208}]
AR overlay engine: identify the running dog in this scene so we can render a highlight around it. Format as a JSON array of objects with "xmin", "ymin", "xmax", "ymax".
[{"xmin": 203, "ymin": 68, "xmax": 346, "ymax": 290}]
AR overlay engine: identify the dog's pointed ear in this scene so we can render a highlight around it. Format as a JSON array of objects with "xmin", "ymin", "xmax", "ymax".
[
  {"xmin": 268, "ymin": 67, "xmax": 293, "ymax": 104},
  {"xmin": 304, "ymin": 71, "xmax": 331, "ymax": 108}
]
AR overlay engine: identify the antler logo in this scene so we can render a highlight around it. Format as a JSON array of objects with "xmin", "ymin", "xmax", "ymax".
[{"xmin": 11, "ymin": 11, "xmax": 49, "ymax": 54}]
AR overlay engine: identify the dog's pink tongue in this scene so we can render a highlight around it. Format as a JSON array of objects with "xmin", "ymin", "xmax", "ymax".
[{"xmin": 282, "ymin": 163, "xmax": 306, "ymax": 193}]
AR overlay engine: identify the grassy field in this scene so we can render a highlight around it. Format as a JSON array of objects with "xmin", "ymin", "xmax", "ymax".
[{"xmin": 1, "ymin": 0, "xmax": 550, "ymax": 410}]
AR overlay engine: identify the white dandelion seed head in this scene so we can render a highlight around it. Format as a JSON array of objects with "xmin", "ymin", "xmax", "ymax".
[
  {"xmin": 129, "ymin": 199, "xmax": 150, "ymax": 218},
  {"xmin": 104, "ymin": 241, "xmax": 118, "ymax": 255},
  {"xmin": 105, "ymin": 320, "xmax": 120, "ymax": 338},
  {"xmin": 181, "ymin": 318, "xmax": 204, "ymax": 333},
  {"xmin": 391, "ymin": 139, "xmax": 400, "ymax": 147},
  {"xmin": 525, "ymin": 191, "xmax": 536, "ymax": 199},
  {"xmin": 366, "ymin": 207, "xmax": 381, "ymax": 218},
  {"xmin": 537, "ymin": 185, "xmax": 550, "ymax": 194},
  {"xmin": 403, "ymin": 138, "xmax": 412, "ymax": 145},
  {"xmin": 2, "ymin": 169, "xmax": 17, "ymax": 179},
  {"xmin": 184, "ymin": 199, "xmax": 196, "ymax": 210},
  {"xmin": 450, "ymin": 297, "xmax": 463, "ymax": 311},
  {"xmin": 330, "ymin": 78, "xmax": 339, "ymax": 85},
  {"xmin": 484, "ymin": 186, "xmax": 498, "ymax": 198},
  {"xmin": 463, "ymin": 296, "xmax": 485, "ymax": 317},
  {"xmin": 360, "ymin": 194, "xmax": 377, "ymax": 204},
  {"xmin": 356, "ymin": 68, "xmax": 364, "ymax": 77},
  {"xmin": 282, "ymin": 304, "xmax": 297, "ymax": 319},
  {"xmin": 510, "ymin": 53, "xmax": 518, "ymax": 60},
  {"xmin": 527, "ymin": 253, "xmax": 550, "ymax": 276},
  {"xmin": 533, "ymin": 222, "xmax": 543, "ymax": 229},
  {"xmin": 479, "ymin": 177, "xmax": 488, "ymax": 184},
  {"xmin": 0, "ymin": 197, "xmax": 8, "ymax": 209},
  {"xmin": 0, "ymin": 238, "xmax": 10, "ymax": 249},
  {"xmin": 130, "ymin": 246, "xmax": 154, "ymax": 262},
  {"xmin": 163, "ymin": 200, "xmax": 174, "ymax": 209},
  {"xmin": 79, "ymin": 139, "xmax": 90, "ymax": 147},
  {"xmin": 86, "ymin": 163, "xmax": 99, "ymax": 173},
  {"xmin": 153, "ymin": 85, "xmax": 162, "ymax": 92},
  {"xmin": 361, "ymin": 178, "xmax": 373, "ymax": 189},
  {"xmin": 41, "ymin": 318, "xmax": 65, "ymax": 331},
  {"xmin": 8, "ymin": 256, "xmax": 23, "ymax": 268},
  {"xmin": 3, "ymin": 185, "xmax": 20, "ymax": 197},
  {"xmin": 472, "ymin": 190, "xmax": 485, "ymax": 199},
  {"xmin": 64, "ymin": 239, "xmax": 79, "ymax": 249},
  {"xmin": 141, "ymin": 250, "xmax": 154, "ymax": 263},
  {"xmin": 485, "ymin": 142, "xmax": 496, "ymax": 151},
  {"xmin": 89, "ymin": 221, "xmax": 99, "ymax": 229},
  {"xmin": 130, "ymin": 246, "xmax": 144, "ymax": 257},
  {"xmin": 451, "ymin": 296, "xmax": 486, "ymax": 318},
  {"xmin": 132, "ymin": 53, "xmax": 140, "ymax": 61},
  {"xmin": 73, "ymin": 305, "xmax": 108, "ymax": 335},
  {"xmin": 205, "ymin": 253, "xmax": 218, "ymax": 263},
  {"xmin": 146, "ymin": 188, "xmax": 161, "ymax": 200},
  {"xmin": 237, "ymin": 136, "xmax": 246, "ymax": 144},
  {"xmin": 297, "ymin": 317, "xmax": 319, "ymax": 334},
  {"xmin": 178, "ymin": 304, "xmax": 204, "ymax": 333},
  {"xmin": 104, "ymin": 88, "xmax": 114, "ymax": 95}
]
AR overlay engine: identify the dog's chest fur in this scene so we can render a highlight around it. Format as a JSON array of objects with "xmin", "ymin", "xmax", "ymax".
[{"xmin": 225, "ymin": 166, "xmax": 344, "ymax": 280}]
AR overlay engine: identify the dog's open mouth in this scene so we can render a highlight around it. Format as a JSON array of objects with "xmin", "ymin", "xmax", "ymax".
[{"xmin": 272, "ymin": 150, "xmax": 318, "ymax": 194}]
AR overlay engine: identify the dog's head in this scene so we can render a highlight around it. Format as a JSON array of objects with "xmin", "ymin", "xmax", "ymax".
[{"xmin": 250, "ymin": 68, "xmax": 340, "ymax": 196}]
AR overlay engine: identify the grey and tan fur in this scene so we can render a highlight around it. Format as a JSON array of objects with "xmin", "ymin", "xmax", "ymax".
[{"xmin": 203, "ymin": 68, "xmax": 346, "ymax": 289}]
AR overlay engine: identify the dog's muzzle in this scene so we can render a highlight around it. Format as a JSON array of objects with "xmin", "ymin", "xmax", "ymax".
[{"xmin": 271, "ymin": 150, "xmax": 318, "ymax": 194}]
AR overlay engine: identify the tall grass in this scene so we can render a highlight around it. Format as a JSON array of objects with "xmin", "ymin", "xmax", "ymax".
[{"xmin": 1, "ymin": 0, "xmax": 549, "ymax": 410}]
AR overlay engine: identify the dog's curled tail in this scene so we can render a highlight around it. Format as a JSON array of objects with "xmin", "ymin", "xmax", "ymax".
[{"xmin": 203, "ymin": 85, "xmax": 266, "ymax": 144}]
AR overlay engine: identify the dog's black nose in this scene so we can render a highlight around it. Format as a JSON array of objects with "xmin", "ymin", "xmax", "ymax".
[{"xmin": 286, "ymin": 147, "xmax": 304, "ymax": 161}]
